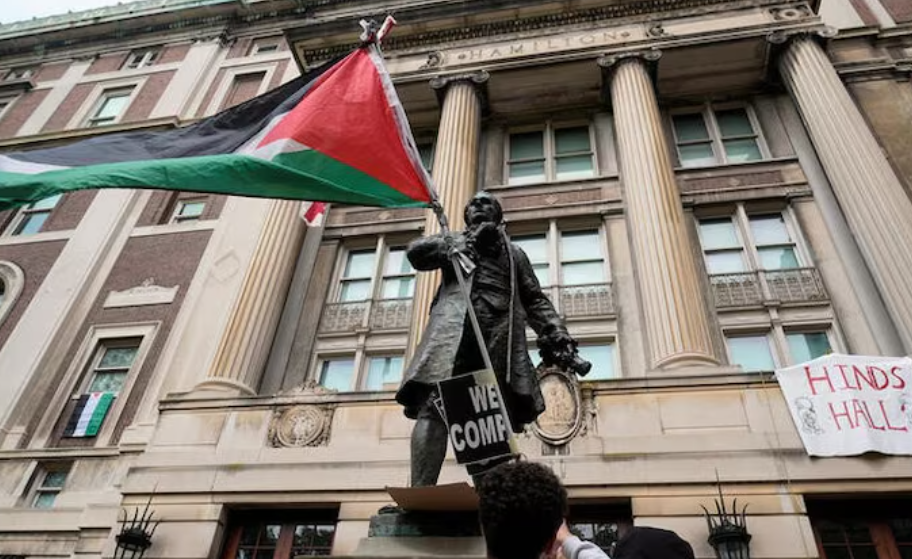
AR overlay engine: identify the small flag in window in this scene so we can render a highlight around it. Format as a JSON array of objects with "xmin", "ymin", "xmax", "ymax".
[
  {"xmin": 301, "ymin": 201, "xmax": 327, "ymax": 227},
  {"xmin": 63, "ymin": 392, "xmax": 115, "ymax": 437}
]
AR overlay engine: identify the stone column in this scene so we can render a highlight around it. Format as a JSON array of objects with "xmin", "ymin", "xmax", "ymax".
[
  {"xmin": 196, "ymin": 199, "xmax": 306, "ymax": 394},
  {"xmin": 407, "ymin": 72, "xmax": 488, "ymax": 356},
  {"xmin": 601, "ymin": 53, "xmax": 718, "ymax": 369},
  {"xmin": 777, "ymin": 32, "xmax": 912, "ymax": 353}
]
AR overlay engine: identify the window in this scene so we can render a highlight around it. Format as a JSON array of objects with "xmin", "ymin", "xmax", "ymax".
[
  {"xmin": 0, "ymin": 95, "xmax": 16, "ymax": 118},
  {"xmin": 510, "ymin": 224, "xmax": 611, "ymax": 318},
  {"xmin": 364, "ymin": 356, "xmax": 404, "ymax": 390},
  {"xmin": 506, "ymin": 124, "xmax": 596, "ymax": 185},
  {"xmin": 317, "ymin": 354, "xmax": 405, "ymax": 392},
  {"xmin": 672, "ymin": 106, "xmax": 765, "ymax": 168},
  {"xmin": 786, "ymin": 331, "xmax": 832, "ymax": 363},
  {"xmin": 171, "ymin": 199, "xmax": 206, "ymax": 223},
  {"xmin": 221, "ymin": 511, "xmax": 337, "ymax": 559},
  {"xmin": 417, "ymin": 142, "xmax": 435, "ymax": 172},
  {"xmin": 29, "ymin": 463, "xmax": 71, "ymax": 508},
  {"xmin": 4, "ymin": 67, "xmax": 33, "ymax": 81},
  {"xmin": 808, "ymin": 499, "xmax": 912, "ymax": 559},
  {"xmin": 577, "ymin": 343, "xmax": 617, "ymax": 381},
  {"xmin": 86, "ymin": 88, "xmax": 133, "ymax": 127},
  {"xmin": 697, "ymin": 210, "xmax": 802, "ymax": 274},
  {"xmin": 318, "ymin": 357, "xmax": 355, "ymax": 392},
  {"xmin": 123, "ymin": 47, "xmax": 160, "ymax": 69},
  {"xmin": 250, "ymin": 38, "xmax": 282, "ymax": 55},
  {"xmin": 63, "ymin": 339, "xmax": 140, "ymax": 438},
  {"xmin": 336, "ymin": 244, "xmax": 415, "ymax": 302},
  {"xmin": 4, "ymin": 193, "xmax": 62, "ymax": 236},
  {"xmin": 222, "ymin": 72, "xmax": 266, "ymax": 110},
  {"xmin": 726, "ymin": 333, "xmax": 776, "ymax": 372}
]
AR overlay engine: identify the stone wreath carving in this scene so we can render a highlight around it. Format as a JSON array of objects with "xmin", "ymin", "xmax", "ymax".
[{"xmin": 268, "ymin": 405, "xmax": 335, "ymax": 448}]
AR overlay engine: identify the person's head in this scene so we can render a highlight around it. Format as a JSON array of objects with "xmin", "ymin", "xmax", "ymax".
[
  {"xmin": 464, "ymin": 191, "xmax": 504, "ymax": 227},
  {"xmin": 613, "ymin": 526, "xmax": 696, "ymax": 559},
  {"xmin": 477, "ymin": 461, "xmax": 568, "ymax": 559}
]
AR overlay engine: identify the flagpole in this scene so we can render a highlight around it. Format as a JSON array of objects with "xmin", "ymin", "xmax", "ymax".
[{"xmin": 367, "ymin": 17, "xmax": 516, "ymax": 445}]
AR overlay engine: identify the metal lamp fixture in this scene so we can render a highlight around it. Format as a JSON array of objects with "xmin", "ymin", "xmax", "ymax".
[
  {"xmin": 114, "ymin": 497, "xmax": 160, "ymax": 559},
  {"xmin": 701, "ymin": 482, "xmax": 752, "ymax": 559}
]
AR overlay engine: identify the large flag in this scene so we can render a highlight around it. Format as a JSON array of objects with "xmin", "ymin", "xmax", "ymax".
[{"xmin": 0, "ymin": 46, "xmax": 435, "ymax": 211}]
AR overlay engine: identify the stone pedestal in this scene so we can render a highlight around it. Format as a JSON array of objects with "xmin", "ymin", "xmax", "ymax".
[{"xmin": 351, "ymin": 511, "xmax": 484, "ymax": 558}]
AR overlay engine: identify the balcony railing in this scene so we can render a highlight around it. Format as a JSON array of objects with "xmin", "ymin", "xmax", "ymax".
[
  {"xmin": 319, "ymin": 298, "xmax": 413, "ymax": 333},
  {"xmin": 557, "ymin": 283, "xmax": 615, "ymax": 318},
  {"xmin": 709, "ymin": 267, "xmax": 828, "ymax": 308}
]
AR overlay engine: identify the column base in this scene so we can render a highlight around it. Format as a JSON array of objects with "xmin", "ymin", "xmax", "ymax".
[
  {"xmin": 654, "ymin": 351, "xmax": 720, "ymax": 370},
  {"xmin": 191, "ymin": 377, "xmax": 257, "ymax": 397}
]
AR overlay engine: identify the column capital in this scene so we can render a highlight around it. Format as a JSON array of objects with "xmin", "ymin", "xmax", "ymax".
[
  {"xmin": 597, "ymin": 49, "xmax": 661, "ymax": 105},
  {"xmin": 429, "ymin": 70, "xmax": 490, "ymax": 112},
  {"xmin": 766, "ymin": 26, "xmax": 836, "ymax": 46},
  {"xmin": 596, "ymin": 49, "xmax": 662, "ymax": 70}
]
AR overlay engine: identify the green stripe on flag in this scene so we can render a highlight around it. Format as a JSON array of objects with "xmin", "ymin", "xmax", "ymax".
[
  {"xmin": 0, "ymin": 150, "xmax": 428, "ymax": 210},
  {"xmin": 84, "ymin": 393, "xmax": 115, "ymax": 437}
]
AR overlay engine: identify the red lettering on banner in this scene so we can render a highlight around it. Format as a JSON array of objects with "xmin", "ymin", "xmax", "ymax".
[
  {"xmin": 836, "ymin": 364, "xmax": 858, "ymax": 390},
  {"xmin": 890, "ymin": 366, "xmax": 907, "ymax": 389},
  {"xmin": 829, "ymin": 400, "xmax": 855, "ymax": 430},
  {"xmin": 881, "ymin": 400, "xmax": 909, "ymax": 432},
  {"xmin": 806, "ymin": 365, "xmax": 836, "ymax": 395},
  {"xmin": 861, "ymin": 400, "xmax": 886, "ymax": 430},
  {"xmin": 852, "ymin": 399, "xmax": 874, "ymax": 429}
]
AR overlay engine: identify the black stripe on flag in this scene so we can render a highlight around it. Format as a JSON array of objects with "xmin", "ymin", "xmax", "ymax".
[
  {"xmin": 63, "ymin": 394, "xmax": 89, "ymax": 437},
  {"xmin": 6, "ymin": 55, "xmax": 343, "ymax": 167}
]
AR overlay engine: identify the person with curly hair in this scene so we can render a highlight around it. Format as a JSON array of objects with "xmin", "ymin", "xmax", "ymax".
[{"xmin": 476, "ymin": 461, "xmax": 608, "ymax": 559}]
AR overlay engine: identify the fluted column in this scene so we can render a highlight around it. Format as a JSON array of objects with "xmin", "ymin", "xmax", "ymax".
[
  {"xmin": 777, "ymin": 33, "xmax": 912, "ymax": 353},
  {"xmin": 602, "ymin": 53, "xmax": 718, "ymax": 369},
  {"xmin": 196, "ymin": 200, "xmax": 306, "ymax": 394},
  {"xmin": 407, "ymin": 72, "xmax": 488, "ymax": 357}
]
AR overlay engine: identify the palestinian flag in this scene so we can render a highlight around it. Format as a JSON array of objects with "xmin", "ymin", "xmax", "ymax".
[
  {"xmin": 0, "ymin": 46, "xmax": 435, "ymax": 211},
  {"xmin": 63, "ymin": 392, "xmax": 115, "ymax": 438}
]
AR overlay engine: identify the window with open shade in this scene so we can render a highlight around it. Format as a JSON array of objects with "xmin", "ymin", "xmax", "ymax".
[
  {"xmin": 787, "ymin": 332, "xmax": 832, "ymax": 363},
  {"xmin": 727, "ymin": 335, "xmax": 775, "ymax": 372}
]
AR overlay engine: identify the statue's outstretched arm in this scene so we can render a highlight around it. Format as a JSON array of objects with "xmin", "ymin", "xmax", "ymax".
[{"xmin": 406, "ymin": 234, "xmax": 451, "ymax": 271}]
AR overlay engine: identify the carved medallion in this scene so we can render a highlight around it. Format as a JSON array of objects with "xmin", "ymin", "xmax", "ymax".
[
  {"xmin": 268, "ymin": 405, "xmax": 333, "ymax": 448},
  {"xmin": 533, "ymin": 368, "xmax": 583, "ymax": 446}
]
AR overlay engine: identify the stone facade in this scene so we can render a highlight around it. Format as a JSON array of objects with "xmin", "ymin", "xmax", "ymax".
[{"xmin": 1, "ymin": 1, "xmax": 912, "ymax": 559}]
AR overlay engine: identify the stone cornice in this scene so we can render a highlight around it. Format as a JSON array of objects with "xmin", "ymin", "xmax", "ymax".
[{"xmin": 294, "ymin": 0, "xmax": 795, "ymax": 61}]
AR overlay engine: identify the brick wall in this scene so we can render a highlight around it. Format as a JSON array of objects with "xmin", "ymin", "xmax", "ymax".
[
  {"xmin": 43, "ymin": 190, "xmax": 98, "ymax": 232},
  {"xmin": 137, "ymin": 191, "xmax": 227, "ymax": 226},
  {"xmin": 41, "ymin": 83, "xmax": 93, "ymax": 132},
  {"xmin": 0, "ymin": 241, "xmax": 67, "ymax": 350},
  {"xmin": 227, "ymin": 37, "xmax": 253, "ymax": 58},
  {"xmin": 0, "ymin": 89, "xmax": 50, "ymax": 138},
  {"xmin": 882, "ymin": 0, "xmax": 912, "ymax": 22},
  {"xmin": 158, "ymin": 43, "xmax": 191, "ymax": 64},
  {"xmin": 36, "ymin": 230, "xmax": 213, "ymax": 448},
  {"xmin": 196, "ymin": 67, "xmax": 227, "ymax": 117},
  {"xmin": 121, "ymin": 70, "xmax": 176, "ymax": 122},
  {"xmin": 34, "ymin": 61, "xmax": 70, "ymax": 83},
  {"xmin": 86, "ymin": 52, "xmax": 128, "ymax": 75},
  {"xmin": 848, "ymin": 0, "xmax": 880, "ymax": 25},
  {"xmin": 268, "ymin": 59, "xmax": 289, "ymax": 90}
]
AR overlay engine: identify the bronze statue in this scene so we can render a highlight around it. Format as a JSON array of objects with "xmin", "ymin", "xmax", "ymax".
[{"xmin": 396, "ymin": 191, "xmax": 590, "ymax": 486}]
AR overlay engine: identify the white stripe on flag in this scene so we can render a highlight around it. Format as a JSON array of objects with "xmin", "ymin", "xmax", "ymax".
[
  {"xmin": 74, "ymin": 392, "xmax": 102, "ymax": 437},
  {"xmin": 0, "ymin": 154, "xmax": 68, "ymax": 175}
]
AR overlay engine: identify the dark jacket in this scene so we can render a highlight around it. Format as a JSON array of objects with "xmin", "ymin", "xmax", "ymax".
[
  {"xmin": 613, "ymin": 527, "xmax": 696, "ymax": 559},
  {"xmin": 395, "ymin": 230, "xmax": 565, "ymax": 430}
]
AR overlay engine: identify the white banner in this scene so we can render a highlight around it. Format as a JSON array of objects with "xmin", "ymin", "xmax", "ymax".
[{"xmin": 776, "ymin": 354, "xmax": 912, "ymax": 456}]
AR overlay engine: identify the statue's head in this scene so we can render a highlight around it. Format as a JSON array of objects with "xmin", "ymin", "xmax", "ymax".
[{"xmin": 464, "ymin": 191, "xmax": 503, "ymax": 227}]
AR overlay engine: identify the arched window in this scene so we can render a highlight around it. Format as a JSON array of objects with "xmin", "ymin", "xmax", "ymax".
[{"xmin": 0, "ymin": 261, "xmax": 25, "ymax": 326}]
